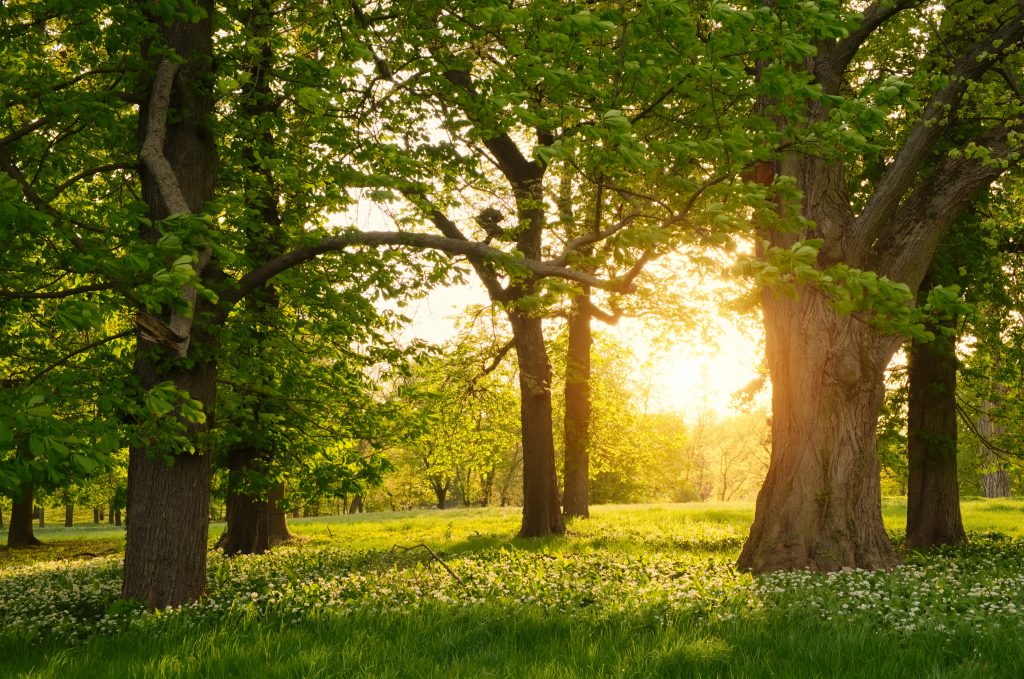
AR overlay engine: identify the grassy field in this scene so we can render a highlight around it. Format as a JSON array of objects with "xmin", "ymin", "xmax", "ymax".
[{"xmin": 1, "ymin": 498, "xmax": 1023, "ymax": 678}]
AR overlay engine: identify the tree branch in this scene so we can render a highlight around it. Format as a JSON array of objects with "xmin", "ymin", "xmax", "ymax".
[
  {"xmin": 223, "ymin": 229, "xmax": 634, "ymax": 312},
  {"xmin": 819, "ymin": 0, "xmax": 923, "ymax": 89},
  {"xmin": 50, "ymin": 162, "xmax": 134, "ymax": 199},
  {"xmin": 848, "ymin": 14, "xmax": 1024, "ymax": 261},
  {"xmin": 17, "ymin": 329, "xmax": 134, "ymax": 389},
  {"xmin": 0, "ymin": 282, "xmax": 115, "ymax": 300},
  {"xmin": 138, "ymin": 59, "xmax": 189, "ymax": 216}
]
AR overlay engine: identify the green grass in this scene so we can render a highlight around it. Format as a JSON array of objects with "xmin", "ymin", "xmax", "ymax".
[{"xmin": 2, "ymin": 498, "xmax": 1024, "ymax": 678}]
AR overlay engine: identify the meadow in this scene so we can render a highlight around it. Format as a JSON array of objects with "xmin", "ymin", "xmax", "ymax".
[{"xmin": 1, "ymin": 498, "xmax": 1023, "ymax": 678}]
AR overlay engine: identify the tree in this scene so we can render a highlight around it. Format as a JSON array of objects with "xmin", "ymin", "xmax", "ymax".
[{"xmin": 738, "ymin": 0, "xmax": 1024, "ymax": 572}]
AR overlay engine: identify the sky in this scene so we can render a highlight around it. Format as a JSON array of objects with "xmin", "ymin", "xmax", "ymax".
[{"xmin": 399, "ymin": 277, "xmax": 767, "ymax": 420}]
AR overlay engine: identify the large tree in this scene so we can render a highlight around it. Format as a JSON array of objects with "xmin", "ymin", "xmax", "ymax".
[{"xmin": 738, "ymin": 0, "xmax": 1024, "ymax": 572}]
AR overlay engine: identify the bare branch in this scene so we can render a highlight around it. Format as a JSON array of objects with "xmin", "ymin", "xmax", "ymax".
[
  {"xmin": 550, "ymin": 210, "xmax": 643, "ymax": 266},
  {"xmin": 819, "ymin": 0, "xmax": 924, "ymax": 88},
  {"xmin": 224, "ymin": 229, "xmax": 634, "ymax": 312}
]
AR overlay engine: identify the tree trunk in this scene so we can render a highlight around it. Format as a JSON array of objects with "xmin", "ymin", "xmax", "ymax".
[
  {"xmin": 121, "ymin": 1, "xmax": 218, "ymax": 609},
  {"xmin": 218, "ymin": 448, "xmax": 291, "ymax": 556},
  {"xmin": 64, "ymin": 503, "xmax": 74, "ymax": 528},
  {"xmin": 93, "ymin": 507, "xmax": 100, "ymax": 523},
  {"xmin": 738, "ymin": 289, "xmax": 899, "ymax": 572},
  {"xmin": 978, "ymin": 401, "xmax": 1010, "ymax": 498},
  {"xmin": 36, "ymin": 505, "xmax": 44, "ymax": 528},
  {"xmin": 114, "ymin": 509, "xmax": 122, "ymax": 526},
  {"xmin": 431, "ymin": 478, "xmax": 449, "ymax": 509},
  {"xmin": 1, "ymin": 506, "xmax": 4, "ymax": 529},
  {"xmin": 7, "ymin": 486, "xmax": 41, "ymax": 547},
  {"xmin": 348, "ymin": 495, "xmax": 363, "ymax": 514},
  {"xmin": 562, "ymin": 294, "xmax": 592, "ymax": 519},
  {"xmin": 510, "ymin": 312, "xmax": 565, "ymax": 537},
  {"xmin": 905, "ymin": 325, "xmax": 966, "ymax": 548}
]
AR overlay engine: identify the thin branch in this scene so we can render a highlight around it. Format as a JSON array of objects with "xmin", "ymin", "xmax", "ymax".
[
  {"xmin": 51, "ymin": 162, "xmax": 134, "ymax": 198},
  {"xmin": 18, "ymin": 329, "xmax": 133, "ymax": 389},
  {"xmin": 550, "ymin": 210, "xmax": 642, "ymax": 266},
  {"xmin": 0, "ymin": 282, "xmax": 115, "ymax": 300},
  {"xmin": 0, "ymin": 116, "xmax": 50, "ymax": 146}
]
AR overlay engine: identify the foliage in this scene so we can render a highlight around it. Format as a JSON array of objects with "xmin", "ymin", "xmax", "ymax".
[{"xmin": 5, "ymin": 502, "xmax": 1024, "ymax": 676}]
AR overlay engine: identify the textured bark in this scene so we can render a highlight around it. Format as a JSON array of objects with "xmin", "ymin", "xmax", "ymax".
[
  {"xmin": 218, "ymin": 447, "xmax": 292, "ymax": 556},
  {"xmin": 978, "ymin": 401, "xmax": 1011, "ymax": 498},
  {"xmin": 738, "ymin": 289, "xmax": 899, "ymax": 572},
  {"xmin": 562, "ymin": 294, "xmax": 592, "ymax": 519},
  {"xmin": 906, "ymin": 325, "xmax": 966, "ymax": 549},
  {"xmin": 122, "ymin": 1, "xmax": 218, "ymax": 609},
  {"xmin": 511, "ymin": 312, "xmax": 565, "ymax": 538},
  {"xmin": 739, "ymin": 9, "xmax": 1020, "ymax": 571},
  {"xmin": 7, "ymin": 486, "xmax": 41, "ymax": 547}
]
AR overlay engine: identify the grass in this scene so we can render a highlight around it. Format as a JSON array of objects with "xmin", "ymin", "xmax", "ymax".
[{"xmin": 1, "ymin": 498, "xmax": 1023, "ymax": 678}]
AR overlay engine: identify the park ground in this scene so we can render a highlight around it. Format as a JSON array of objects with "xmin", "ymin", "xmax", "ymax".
[{"xmin": 2, "ymin": 498, "xmax": 1024, "ymax": 678}]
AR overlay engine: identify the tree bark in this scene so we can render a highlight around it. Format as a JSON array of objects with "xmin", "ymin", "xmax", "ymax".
[
  {"xmin": 36, "ymin": 505, "xmax": 44, "ymax": 528},
  {"xmin": 978, "ymin": 401, "xmax": 1011, "ymax": 498},
  {"xmin": 114, "ymin": 509, "xmax": 122, "ymax": 526},
  {"xmin": 122, "ymin": 1, "xmax": 218, "ymax": 609},
  {"xmin": 738, "ymin": 5, "xmax": 1021, "ymax": 573},
  {"xmin": 431, "ymin": 478, "xmax": 449, "ymax": 509},
  {"xmin": 738, "ymin": 289, "xmax": 899, "ymax": 571},
  {"xmin": 64, "ymin": 503, "xmax": 74, "ymax": 528},
  {"xmin": 7, "ymin": 486, "xmax": 41, "ymax": 547},
  {"xmin": 562, "ymin": 293, "xmax": 592, "ymax": 519},
  {"xmin": 510, "ymin": 311, "xmax": 565, "ymax": 537},
  {"xmin": 218, "ymin": 448, "xmax": 292, "ymax": 555},
  {"xmin": 905, "ymin": 322, "xmax": 966, "ymax": 548}
]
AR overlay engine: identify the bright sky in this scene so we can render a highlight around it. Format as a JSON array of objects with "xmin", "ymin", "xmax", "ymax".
[
  {"xmin": 339, "ymin": 198, "xmax": 768, "ymax": 419},
  {"xmin": 400, "ymin": 278, "xmax": 767, "ymax": 419}
]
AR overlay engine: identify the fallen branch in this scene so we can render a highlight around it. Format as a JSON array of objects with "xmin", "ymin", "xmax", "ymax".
[{"xmin": 389, "ymin": 543, "xmax": 468, "ymax": 591}]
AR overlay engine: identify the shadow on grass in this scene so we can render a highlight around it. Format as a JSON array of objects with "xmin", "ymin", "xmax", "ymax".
[{"xmin": 5, "ymin": 602, "xmax": 1020, "ymax": 679}]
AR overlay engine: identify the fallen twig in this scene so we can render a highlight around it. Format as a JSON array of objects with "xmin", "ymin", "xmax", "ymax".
[{"xmin": 389, "ymin": 543, "xmax": 468, "ymax": 591}]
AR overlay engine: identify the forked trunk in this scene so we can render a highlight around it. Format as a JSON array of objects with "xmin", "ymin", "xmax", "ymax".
[
  {"xmin": 738, "ymin": 289, "xmax": 899, "ymax": 572},
  {"xmin": 562, "ymin": 295, "xmax": 592, "ymax": 519},
  {"xmin": 7, "ymin": 486, "xmax": 41, "ymax": 547},
  {"xmin": 906, "ymin": 327, "xmax": 966, "ymax": 549},
  {"xmin": 510, "ymin": 312, "xmax": 564, "ymax": 538}
]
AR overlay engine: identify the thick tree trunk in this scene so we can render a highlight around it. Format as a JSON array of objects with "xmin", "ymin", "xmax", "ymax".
[
  {"xmin": 905, "ymin": 327, "xmax": 966, "ymax": 548},
  {"xmin": 123, "ymin": 353, "xmax": 216, "ymax": 607},
  {"xmin": 64, "ymin": 503, "xmax": 74, "ymax": 528},
  {"xmin": 218, "ymin": 447, "xmax": 292, "ymax": 556},
  {"xmin": 93, "ymin": 507, "xmax": 100, "ymax": 523},
  {"xmin": 562, "ymin": 294, "xmax": 592, "ymax": 519},
  {"xmin": 7, "ymin": 487, "xmax": 41, "ymax": 547},
  {"xmin": 510, "ymin": 312, "xmax": 565, "ymax": 538},
  {"xmin": 738, "ymin": 289, "xmax": 899, "ymax": 572},
  {"xmin": 114, "ymin": 509, "xmax": 122, "ymax": 526},
  {"xmin": 122, "ymin": 1, "xmax": 217, "ymax": 609}
]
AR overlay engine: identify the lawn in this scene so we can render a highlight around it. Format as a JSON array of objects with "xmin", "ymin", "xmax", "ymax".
[{"xmin": 1, "ymin": 499, "xmax": 1023, "ymax": 678}]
